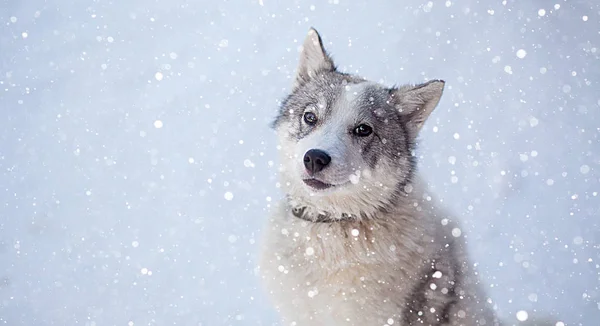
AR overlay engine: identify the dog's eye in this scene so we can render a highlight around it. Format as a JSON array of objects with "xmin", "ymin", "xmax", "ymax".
[
  {"xmin": 303, "ymin": 112, "xmax": 318, "ymax": 125},
  {"xmin": 354, "ymin": 124, "xmax": 373, "ymax": 137}
]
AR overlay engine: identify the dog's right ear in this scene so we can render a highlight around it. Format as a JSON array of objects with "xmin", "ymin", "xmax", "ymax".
[
  {"xmin": 389, "ymin": 80, "xmax": 445, "ymax": 136},
  {"xmin": 293, "ymin": 28, "xmax": 335, "ymax": 89}
]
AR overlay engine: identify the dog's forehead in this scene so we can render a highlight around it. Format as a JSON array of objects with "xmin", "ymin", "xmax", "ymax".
[
  {"xmin": 328, "ymin": 81, "xmax": 390, "ymax": 119},
  {"xmin": 341, "ymin": 82, "xmax": 370, "ymax": 103}
]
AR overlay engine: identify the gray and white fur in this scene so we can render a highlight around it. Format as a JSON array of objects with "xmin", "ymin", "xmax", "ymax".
[{"xmin": 259, "ymin": 28, "xmax": 549, "ymax": 326}]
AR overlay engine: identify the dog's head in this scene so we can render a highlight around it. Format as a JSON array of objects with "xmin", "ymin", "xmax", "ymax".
[{"xmin": 273, "ymin": 28, "xmax": 445, "ymax": 221}]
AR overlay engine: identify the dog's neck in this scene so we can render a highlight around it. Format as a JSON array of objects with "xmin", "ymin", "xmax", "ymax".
[
  {"xmin": 286, "ymin": 187, "xmax": 410, "ymax": 223},
  {"xmin": 288, "ymin": 203, "xmax": 364, "ymax": 223}
]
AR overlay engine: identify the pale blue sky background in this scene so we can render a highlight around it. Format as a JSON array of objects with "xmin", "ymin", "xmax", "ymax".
[{"xmin": 1, "ymin": 0, "xmax": 598, "ymax": 324}]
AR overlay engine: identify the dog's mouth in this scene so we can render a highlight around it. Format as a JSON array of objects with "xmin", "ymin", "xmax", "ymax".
[{"xmin": 303, "ymin": 178, "xmax": 334, "ymax": 190}]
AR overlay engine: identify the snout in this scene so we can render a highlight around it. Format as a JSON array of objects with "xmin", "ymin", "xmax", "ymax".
[{"xmin": 303, "ymin": 149, "xmax": 331, "ymax": 174}]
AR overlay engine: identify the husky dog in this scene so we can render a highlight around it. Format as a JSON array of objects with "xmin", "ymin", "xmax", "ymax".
[{"xmin": 259, "ymin": 28, "xmax": 501, "ymax": 326}]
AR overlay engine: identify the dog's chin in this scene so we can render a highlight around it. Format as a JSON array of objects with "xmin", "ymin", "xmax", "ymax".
[
  {"xmin": 302, "ymin": 178, "xmax": 335, "ymax": 191},
  {"xmin": 302, "ymin": 178, "xmax": 343, "ymax": 193}
]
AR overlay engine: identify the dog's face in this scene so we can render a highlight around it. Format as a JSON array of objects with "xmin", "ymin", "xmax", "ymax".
[{"xmin": 273, "ymin": 28, "xmax": 445, "ymax": 219}]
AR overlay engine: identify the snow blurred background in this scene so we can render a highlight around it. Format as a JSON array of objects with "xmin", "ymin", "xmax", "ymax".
[{"xmin": 1, "ymin": 0, "xmax": 598, "ymax": 325}]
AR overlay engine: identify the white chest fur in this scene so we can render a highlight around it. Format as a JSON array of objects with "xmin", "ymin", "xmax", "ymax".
[{"xmin": 259, "ymin": 201, "xmax": 433, "ymax": 326}]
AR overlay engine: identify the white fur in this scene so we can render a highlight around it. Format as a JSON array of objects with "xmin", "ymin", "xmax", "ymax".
[{"xmin": 259, "ymin": 177, "xmax": 480, "ymax": 325}]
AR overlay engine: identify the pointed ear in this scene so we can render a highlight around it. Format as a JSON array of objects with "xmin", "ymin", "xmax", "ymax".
[
  {"xmin": 294, "ymin": 28, "xmax": 335, "ymax": 89},
  {"xmin": 389, "ymin": 80, "xmax": 445, "ymax": 134}
]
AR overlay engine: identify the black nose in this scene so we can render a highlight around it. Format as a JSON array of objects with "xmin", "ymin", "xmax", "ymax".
[{"xmin": 303, "ymin": 149, "xmax": 331, "ymax": 174}]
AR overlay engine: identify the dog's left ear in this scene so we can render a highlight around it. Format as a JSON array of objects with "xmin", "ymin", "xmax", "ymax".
[
  {"xmin": 294, "ymin": 28, "xmax": 335, "ymax": 89},
  {"xmin": 389, "ymin": 80, "xmax": 445, "ymax": 135}
]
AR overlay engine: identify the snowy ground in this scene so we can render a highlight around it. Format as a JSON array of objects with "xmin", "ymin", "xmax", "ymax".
[{"xmin": 1, "ymin": 0, "xmax": 599, "ymax": 325}]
